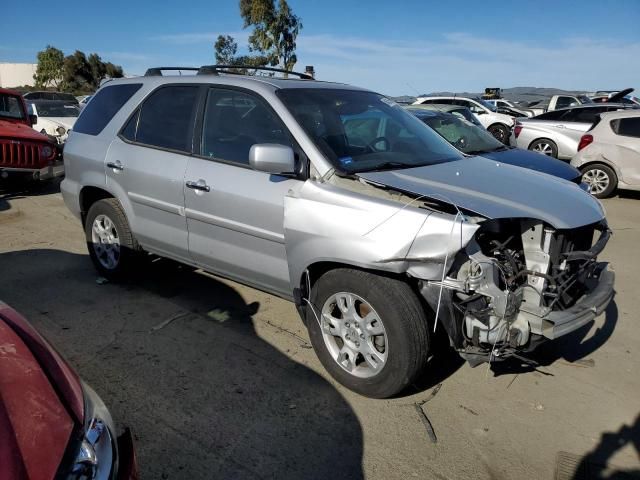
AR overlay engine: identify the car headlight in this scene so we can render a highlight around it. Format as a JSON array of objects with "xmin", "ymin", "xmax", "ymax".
[
  {"xmin": 66, "ymin": 383, "xmax": 117, "ymax": 480},
  {"xmin": 56, "ymin": 126, "xmax": 67, "ymax": 135},
  {"xmin": 40, "ymin": 145, "xmax": 53, "ymax": 158}
]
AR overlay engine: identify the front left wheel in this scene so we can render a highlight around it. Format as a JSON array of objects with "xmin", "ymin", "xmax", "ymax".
[
  {"xmin": 306, "ymin": 268, "xmax": 430, "ymax": 398},
  {"xmin": 84, "ymin": 198, "xmax": 141, "ymax": 281}
]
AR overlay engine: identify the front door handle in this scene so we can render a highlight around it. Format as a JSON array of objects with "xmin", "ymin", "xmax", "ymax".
[
  {"xmin": 186, "ymin": 180, "xmax": 211, "ymax": 192},
  {"xmin": 107, "ymin": 160, "xmax": 124, "ymax": 171},
  {"xmin": 554, "ymin": 125, "xmax": 565, "ymax": 129}
]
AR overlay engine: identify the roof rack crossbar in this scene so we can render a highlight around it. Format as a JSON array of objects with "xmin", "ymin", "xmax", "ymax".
[
  {"xmin": 197, "ymin": 64, "xmax": 313, "ymax": 79},
  {"xmin": 144, "ymin": 67, "xmax": 205, "ymax": 77}
]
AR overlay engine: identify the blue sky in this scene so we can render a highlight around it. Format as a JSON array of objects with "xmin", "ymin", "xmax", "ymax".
[{"xmin": 1, "ymin": 0, "xmax": 639, "ymax": 95}]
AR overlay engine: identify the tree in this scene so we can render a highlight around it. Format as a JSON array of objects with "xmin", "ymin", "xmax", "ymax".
[
  {"xmin": 213, "ymin": 34, "xmax": 269, "ymax": 72},
  {"xmin": 214, "ymin": 35, "xmax": 238, "ymax": 64},
  {"xmin": 34, "ymin": 45, "xmax": 64, "ymax": 88},
  {"xmin": 62, "ymin": 51, "xmax": 93, "ymax": 93},
  {"xmin": 88, "ymin": 53, "xmax": 107, "ymax": 89},
  {"xmin": 104, "ymin": 62, "xmax": 124, "ymax": 79},
  {"xmin": 239, "ymin": 0, "xmax": 302, "ymax": 71}
]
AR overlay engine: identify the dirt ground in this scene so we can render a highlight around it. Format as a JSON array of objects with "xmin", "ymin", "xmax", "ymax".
[{"xmin": 0, "ymin": 180, "xmax": 638, "ymax": 480}]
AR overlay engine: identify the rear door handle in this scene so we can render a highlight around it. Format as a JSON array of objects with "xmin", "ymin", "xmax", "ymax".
[
  {"xmin": 107, "ymin": 160, "xmax": 124, "ymax": 171},
  {"xmin": 186, "ymin": 180, "xmax": 211, "ymax": 192}
]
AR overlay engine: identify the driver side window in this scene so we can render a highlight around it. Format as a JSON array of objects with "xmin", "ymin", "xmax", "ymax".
[{"xmin": 201, "ymin": 88, "xmax": 292, "ymax": 165}]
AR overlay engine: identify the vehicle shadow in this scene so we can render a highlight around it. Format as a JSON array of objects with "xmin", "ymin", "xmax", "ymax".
[
  {"xmin": 567, "ymin": 414, "xmax": 640, "ymax": 479},
  {"xmin": 0, "ymin": 249, "xmax": 364, "ymax": 479},
  {"xmin": 616, "ymin": 190, "xmax": 640, "ymax": 201}
]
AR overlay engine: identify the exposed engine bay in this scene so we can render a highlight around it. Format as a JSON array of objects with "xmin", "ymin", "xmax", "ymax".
[{"xmin": 421, "ymin": 218, "xmax": 613, "ymax": 365}]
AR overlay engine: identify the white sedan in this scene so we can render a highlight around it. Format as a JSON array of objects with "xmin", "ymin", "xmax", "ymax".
[{"xmin": 28, "ymin": 101, "xmax": 80, "ymax": 144}]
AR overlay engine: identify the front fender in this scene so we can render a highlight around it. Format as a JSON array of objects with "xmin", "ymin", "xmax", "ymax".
[{"xmin": 283, "ymin": 180, "xmax": 477, "ymax": 291}]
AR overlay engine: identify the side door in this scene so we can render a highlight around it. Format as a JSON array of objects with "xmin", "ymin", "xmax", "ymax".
[
  {"xmin": 184, "ymin": 87, "xmax": 304, "ymax": 297},
  {"xmin": 105, "ymin": 84, "xmax": 200, "ymax": 263}
]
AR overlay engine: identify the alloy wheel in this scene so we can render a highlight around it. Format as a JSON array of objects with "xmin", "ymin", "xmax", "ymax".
[
  {"xmin": 320, "ymin": 292, "xmax": 388, "ymax": 378},
  {"xmin": 533, "ymin": 142, "xmax": 554, "ymax": 156},
  {"xmin": 582, "ymin": 168, "xmax": 610, "ymax": 195},
  {"xmin": 91, "ymin": 214, "xmax": 121, "ymax": 270}
]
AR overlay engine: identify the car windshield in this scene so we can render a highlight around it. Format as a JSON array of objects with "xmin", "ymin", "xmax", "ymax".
[
  {"xmin": 277, "ymin": 89, "xmax": 463, "ymax": 173},
  {"xmin": 473, "ymin": 97, "xmax": 497, "ymax": 112},
  {"xmin": 577, "ymin": 95, "xmax": 593, "ymax": 104},
  {"xmin": 32, "ymin": 102, "xmax": 80, "ymax": 117},
  {"xmin": 419, "ymin": 113, "xmax": 505, "ymax": 155},
  {"xmin": 0, "ymin": 93, "xmax": 26, "ymax": 120}
]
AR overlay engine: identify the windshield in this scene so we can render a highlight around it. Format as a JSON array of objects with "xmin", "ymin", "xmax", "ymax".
[
  {"xmin": 577, "ymin": 95, "xmax": 593, "ymax": 104},
  {"xmin": 0, "ymin": 93, "xmax": 26, "ymax": 120},
  {"xmin": 473, "ymin": 97, "xmax": 497, "ymax": 112},
  {"xmin": 277, "ymin": 89, "xmax": 463, "ymax": 173},
  {"xmin": 32, "ymin": 102, "xmax": 80, "ymax": 118},
  {"xmin": 420, "ymin": 113, "xmax": 505, "ymax": 155}
]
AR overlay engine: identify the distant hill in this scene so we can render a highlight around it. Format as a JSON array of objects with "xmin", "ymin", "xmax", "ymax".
[{"xmin": 391, "ymin": 86, "xmax": 591, "ymax": 105}]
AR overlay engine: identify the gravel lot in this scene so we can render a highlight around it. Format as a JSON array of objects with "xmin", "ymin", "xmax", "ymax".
[{"xmin": 0, "ymin": 180, "xmax": 638, "ymax": 479}]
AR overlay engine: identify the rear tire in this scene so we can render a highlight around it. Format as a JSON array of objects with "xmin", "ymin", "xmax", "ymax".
[
  {"xmin": 529, "ymin": 138, "xmax": 558, "ymax": 158},
  {"xmin": 306, "ymin": 269, "xmax": 430, "ymax": 398},
  {"xmin": 487, "ymin": 123, "xmax": 510, "ymax": 144},
  {"xmin": 581, "ymin": 163, "xmax": 617, "ymax": 198},
  {"xmin": 84, "ymin": 198, "xmax": 141, "ymax": 281}
]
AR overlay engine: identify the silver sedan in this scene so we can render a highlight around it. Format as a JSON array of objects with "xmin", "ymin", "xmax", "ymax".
[{"xmin": 511, "ymin": 104, "xmax": 633, "ymax": 159}]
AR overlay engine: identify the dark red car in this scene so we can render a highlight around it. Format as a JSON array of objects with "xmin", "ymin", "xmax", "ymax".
[
  {"xmin": 0, "ymin": 302, "xmax": 137, "ymax": 480},
  {"xmin": 0, "ymin": 88, "xmax": 63, "ymax": 181}
]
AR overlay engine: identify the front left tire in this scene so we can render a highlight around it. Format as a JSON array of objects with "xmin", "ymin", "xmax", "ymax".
[{"xmin": 306, "ymin": 268, "xmax": 430, "ymax": 398}]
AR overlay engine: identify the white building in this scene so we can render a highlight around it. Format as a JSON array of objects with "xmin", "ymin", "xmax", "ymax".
[{"xmin": 0, "ymin": 63, "xmax": 38, "ymax": 88}]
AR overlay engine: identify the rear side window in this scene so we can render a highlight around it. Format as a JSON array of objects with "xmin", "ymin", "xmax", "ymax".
[
  {"xmin": 131, "ymin": 85, "xmax": 199, "ymax": 153},
  {"xmin": 611, "ymin": 117, "xmax": 640, "ymax": 138},
  {"xmin": 74, "ymin": 84, "xmax": 142, "ymax": 135}
]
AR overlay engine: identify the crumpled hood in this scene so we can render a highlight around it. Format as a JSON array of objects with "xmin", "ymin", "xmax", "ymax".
[
  {"xmin": 358, "ymin": 157, "xmax": 605, "ymax": 229},
  {"xmin": 0, "ymin": 120, "xmax": 51, "ymax": 143},
  {"xmin": 477, "ymin": 148, "xmax": 581, "ymax": 182}
]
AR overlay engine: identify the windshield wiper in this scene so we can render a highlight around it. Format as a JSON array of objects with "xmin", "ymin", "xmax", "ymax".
[{"xmin": 355, "ymin": 161, "xmax": 418, "ymax": 173}]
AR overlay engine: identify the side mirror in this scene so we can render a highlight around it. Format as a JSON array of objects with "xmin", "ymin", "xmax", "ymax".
[
  {"xmin": 249, "ymin": 144, "xmax": 296, "ymax": 174},
  {"xmin": 475, "ymin": 110, "xmax": 487, "ymax": 115},
  {"xmin": 29, "ymin": 114, "xmax": 38, "ymax": 126}
]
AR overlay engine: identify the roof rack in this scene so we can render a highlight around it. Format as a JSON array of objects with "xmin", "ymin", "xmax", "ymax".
[
  {"xmin": 143, "ymin": 65, "xmax": 313, "ymax": 79},
  {"xmin": 198, "ymin": 65, "xmax": 314, "ymax": 79},
  {"xmin": 144, "ymin": 67, "xmax": 205, "ymax": 77}
]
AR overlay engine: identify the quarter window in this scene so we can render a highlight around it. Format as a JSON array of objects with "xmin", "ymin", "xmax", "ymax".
[
  {"xmin": 611, "ymin": 117, "xmax": 640, "ymax": 138},
  {"xmin": 74, "ymin": 83, "xmax": 142, "ymax": 135},
  {"xmin": 200, "ymin": 89, "xmax": 291, "ymax": 165},
  {"xmin": 134, "ymin": 85, "xmax": 199, "ymax": 152}
]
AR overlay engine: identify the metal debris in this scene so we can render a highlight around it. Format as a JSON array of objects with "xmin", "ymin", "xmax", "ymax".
[{"xmin": 149, "ymin": 311, "xmax": 191, "ymax": 333}]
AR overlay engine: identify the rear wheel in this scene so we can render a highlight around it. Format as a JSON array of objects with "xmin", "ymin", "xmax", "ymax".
[
  {"xmin": 581, "ymin": 163, "xmax": 617, "ymax": 198},
  {"xmin": 529, "ymin": 138, "xmax": 558, "ymax": 158},
  {"xmin": 487, "ymin": 123, "xmax": 510, "ymax": 144},
  {"xmin": 306, "ymin": 268, "xmax": 430, "ymax": 398},
  {"xmin": 84, "ymin": 198, "xmax": 141, "ymax": 281}
]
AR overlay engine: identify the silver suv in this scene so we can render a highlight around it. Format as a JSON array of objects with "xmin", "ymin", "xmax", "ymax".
[{"xmin": 62, "ymin": 66, "xmax": 614, "ymax": 398}]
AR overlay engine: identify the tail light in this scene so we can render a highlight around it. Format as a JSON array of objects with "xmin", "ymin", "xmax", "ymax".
[
  {"xmin": 514, "ymin": 125, "xmax": 523, "ymax": 138},
  {"xmin": 578, "ymin": 134, "xmax": 593, "ymax": 151}
]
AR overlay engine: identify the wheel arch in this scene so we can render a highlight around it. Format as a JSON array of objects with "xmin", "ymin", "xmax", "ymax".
[
  {"xmin": 527, "ymin": 137, "xmax": 557, "ymax": 150},
  {"xmin": 579, "ymin": 161, "xmax": 619, "ymax": 185},
  {"xmin": 295, "ymin": 260, "xmax": 425, "ymax": 324},
  {"xmin": 79, "ymin": 186, "xmax": 134, "ymax": 227}
]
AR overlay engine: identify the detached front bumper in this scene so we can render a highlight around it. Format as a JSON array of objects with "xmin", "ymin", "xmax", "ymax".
[
  {"xmin": 117, "ymin": 428, "xmax": 139, "ymax": 480},
  {"xmin": 540, "ymin": 264, "xmax": 615, "ymax": 340},
  {"xmin": 0, "ymin": 161, "xmax": 64, "ymax": 180}
]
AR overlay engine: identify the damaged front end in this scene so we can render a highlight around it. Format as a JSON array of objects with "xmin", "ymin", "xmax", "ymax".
[
  {"xmin": 420, "ymin": 218, "xmax": 614, "ymax": 366},
  {"xmin": 285, "ymin": 158, "xmax": 614, "ymax": 368}
]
